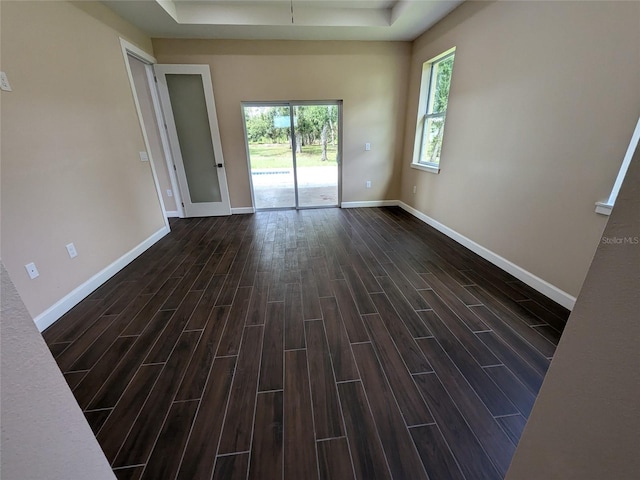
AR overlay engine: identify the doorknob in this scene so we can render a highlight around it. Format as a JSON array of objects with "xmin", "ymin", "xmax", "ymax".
[{"xmin": 217, "ymin": 163, "xmax": 223, "ymax": 168}]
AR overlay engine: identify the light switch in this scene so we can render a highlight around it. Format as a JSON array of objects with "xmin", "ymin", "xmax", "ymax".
[
  {"xmin": 365, "ymin": 143, "xmax": 371, "ymax": 151},
  {"xmin": 66, "ymin": 243, "xmax": 78, "ymax": 259},
  {"xmin": 139, "ymin": 151, "xmax": 149, "ymax": 162}
]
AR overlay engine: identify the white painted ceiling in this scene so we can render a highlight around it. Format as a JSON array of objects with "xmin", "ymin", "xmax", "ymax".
[{"xmin": 102, "ymin": 0, "xmax": 464, "ymax": 41}]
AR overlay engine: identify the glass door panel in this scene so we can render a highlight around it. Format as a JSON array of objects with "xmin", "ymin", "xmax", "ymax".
[
  {"xmin": 165, "ymin": 74, "xmax": 222, "ymax": 203},
  {"xmin": 244, "ymin": 105, "xmax": 296, "ymax": 209},
  {"xmin": 244, "ymin": 101, "xmax": 341, "ymax": 210},
  {"xmin": 155, "ymin": 64, "xmax": 231, "ymax": 217},
  {"xmin": 293, "ymin": 104, "xmax": 339, "ymax": 208}
]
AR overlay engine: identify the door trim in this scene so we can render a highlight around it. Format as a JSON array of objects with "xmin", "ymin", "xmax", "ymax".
[
  {"xmin": 118, "ymin": 38, "xmax": 184, "ymax": 224},
  {"xmin": 143, "ymin": 63, "xmax": 185, "ymax": 218},
  {"xmin": 154, "ymin": 64, "xmax": 232, "ymax": 217},
  {"xmin": 241, "ymin": 100, "xmax": 343, "ymax": 211}
]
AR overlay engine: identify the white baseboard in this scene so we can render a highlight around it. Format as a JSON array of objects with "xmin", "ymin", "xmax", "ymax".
[
  {"xmin": 231, "ymin": 207, "xmax": 255, "ymax": 214},
  {"xmin": 34, "ymin": 226, "xmax": 170, "ymax": 332},
  {"xmin": 397, "ymin": 201, "xmax": 576, "ymax": 310},
  {"xmin": 341, "ymin": 200, "xmax": 399, "ymax": 208},
  {"xmin": 167, "ymin": 208, "xmax": 253, "ymax": 216}
]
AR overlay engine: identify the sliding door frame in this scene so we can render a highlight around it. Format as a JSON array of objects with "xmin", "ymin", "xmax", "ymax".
[{"xmin": 241, "ymin": 100, "xmax": 343, "ymax": 211}]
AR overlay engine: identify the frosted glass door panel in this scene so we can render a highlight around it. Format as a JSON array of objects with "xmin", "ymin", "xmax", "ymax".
[{"xmin": 165, "ymin": 74, "xmax": 221, "ymax": 203}]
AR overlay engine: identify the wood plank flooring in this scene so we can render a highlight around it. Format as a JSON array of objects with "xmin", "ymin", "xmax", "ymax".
[{"xmin": 44, "ymin": 207, "xmax": 569, "ymax": 480}]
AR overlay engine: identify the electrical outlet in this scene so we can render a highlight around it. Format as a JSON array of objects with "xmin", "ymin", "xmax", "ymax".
[
  {"xmin": 25, "ymin": 262, "xmax": 39, "ymax": 279},
  {"xmin": 66, "ymin": 243, "xmax": 78, "ymax": 259},
  {"xmin": 0, "ymin": 72, "xmax": 12, "ymax": 92},
  {"xmin": 365, "ymin": 143, "xmax": 371, "ymax": 151},
  {"xmin": 167, "ymin": 189, "xmax": 173, "ymax": 197},
  {"xmin": 413, "ymin": 185, "xmax": 417, "ymax": 194},
  {"xmin": 366, "ymin": 180, "xmax": 372, "ymax": 189},
  {"xmin": 139, "ymin": 151, "xmax": 149, "ymax": 162}
]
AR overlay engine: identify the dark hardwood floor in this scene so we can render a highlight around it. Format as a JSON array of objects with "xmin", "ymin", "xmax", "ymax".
[{"xmin": 43, "ymin": 207, "xmax": 569, "ymax": 480}]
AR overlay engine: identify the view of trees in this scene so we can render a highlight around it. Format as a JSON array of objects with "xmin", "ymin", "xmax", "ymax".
[
  {"xmin": 423, "ymin": 53, "xmax": 454, "ymax": 164},
  {"xmin": 431, "ymin": 54, "xmax": 454, "ymax": 114},
  {"xmin": 244, "ymin": 105, "xmax": 338, "ymax": 161}
]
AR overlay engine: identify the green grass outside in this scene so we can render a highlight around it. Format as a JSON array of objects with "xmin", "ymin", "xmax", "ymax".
[{"xmin": 248, "ymin": 143, "xmax": 338, "ymax": 169}]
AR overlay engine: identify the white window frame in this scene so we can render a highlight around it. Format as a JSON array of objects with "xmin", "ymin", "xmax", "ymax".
[
  {"xmin": 412, "ymin": 47, "xmax": 456, "ymax": 174},
  {"xmin": 595, "ymin": 115, "xmax": 640, "ymax": 216}
]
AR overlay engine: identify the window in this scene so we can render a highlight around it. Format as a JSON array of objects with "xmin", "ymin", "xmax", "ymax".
[
  {"xmin": 595, "ymin": 115, "xmax": 640, "ymax": 216},
  {"xmin": 413, "ymin": 48, "xmax": 455, "ymax": 172}
]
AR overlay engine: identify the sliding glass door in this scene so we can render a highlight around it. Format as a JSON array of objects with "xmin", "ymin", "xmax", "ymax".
[
  {"xmin": 244, "ymin": 105, "xmax": 296, "ymax": 209},
  {"xmin": 242, "ymin": 101, "xmax": 341, "ymax": 210}
]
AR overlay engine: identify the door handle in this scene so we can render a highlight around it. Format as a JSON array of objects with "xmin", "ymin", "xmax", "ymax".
[{"xmin": 217, "ymin": 163, "xmax": 223, "ymax": 168}]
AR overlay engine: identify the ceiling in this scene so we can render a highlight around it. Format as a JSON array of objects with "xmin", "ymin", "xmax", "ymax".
[{"xmin": 102, "ymin": 0, "xmax": 464, "ymax": 41}]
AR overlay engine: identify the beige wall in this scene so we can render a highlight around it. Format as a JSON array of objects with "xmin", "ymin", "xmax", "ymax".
[
  {"xmin": 152, "ymin": 39, "xmax": 411, "ymax": 208},
  {"xmin": 1, "ymin": 1, "xmax": 166, "ymax": 318},
  {"xmin": 0, "ymin": 263, "xmax": 116, "ymax": 479},
  {"xmin": 400, "ymin": 0, "xmax": 640, "ymax": 297},
  {"xmin": 506, "ymin": 144, "xmax": 640, "ymax": 479}
]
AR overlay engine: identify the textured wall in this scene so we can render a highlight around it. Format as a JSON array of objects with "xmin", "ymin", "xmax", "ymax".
[
  {"xmin": 506, "ymin": 133, "xmax": 640, "ymax": 478},
  {"xmin": 0, "ymin": 263, "xmax": 115, "ymax": 480}
]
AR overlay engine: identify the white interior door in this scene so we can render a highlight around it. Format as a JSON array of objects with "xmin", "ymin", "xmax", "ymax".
[{"xmin": 154, "ymin": 64, "xmax": 231, "ymax": 217}]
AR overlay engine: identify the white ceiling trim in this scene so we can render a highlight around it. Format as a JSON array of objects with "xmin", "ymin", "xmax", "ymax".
[{"xmin": 101, "ymin": 0, "xmax": 464, "ymax": 41}]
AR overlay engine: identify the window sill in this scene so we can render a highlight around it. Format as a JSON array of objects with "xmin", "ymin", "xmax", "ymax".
[
  {"xmin": 595, "ymin": 201, "xmax": 613, "ymax": 216},
  {"xmin": 411, "ymin": 163, "xmax": 440, "ymax": 174}
]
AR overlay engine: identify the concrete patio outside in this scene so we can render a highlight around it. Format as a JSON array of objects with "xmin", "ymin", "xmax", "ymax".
[{"xmin": 251, "ymin": 166, "xmax": 339, "ymax": 209}]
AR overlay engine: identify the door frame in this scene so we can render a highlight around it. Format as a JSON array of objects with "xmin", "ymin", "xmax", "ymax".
[
  {"xmin": 118, "ymin": 38, "xmax": 185, "ymax": 220},
  {"xmin": 154, "ymin": 64, "xmax": 232, "ymax": 217},
  {"xmin": 241, "ymin": 100, "xmax": 343, "ymax": 211}
]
